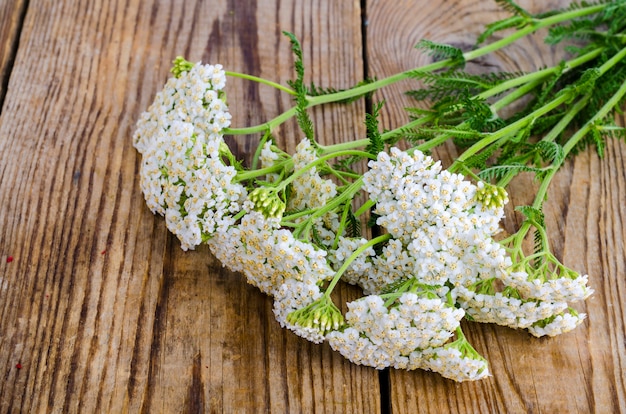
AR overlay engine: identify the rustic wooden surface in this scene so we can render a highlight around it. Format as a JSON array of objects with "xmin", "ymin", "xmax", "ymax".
[{"xmin": 0, "ymin": 0, "xmax": 624, "ymax": 413}]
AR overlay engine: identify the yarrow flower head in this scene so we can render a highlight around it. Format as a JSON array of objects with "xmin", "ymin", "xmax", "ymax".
[
  {"xmin": 207, "ymin": 211, "xmax": 334, "ymax": 296},
  {"xmin": 133, "ymin": 58, "xmax": 245, "ymax": 250},
  {"xmin": 359, "ymin": 147, "xmax": 510, "ymax": 292},
  {"xmin": 328, "ymin": 285, "xmax": 466, "ymax": 371},
  {"xmin": 420, "ymin": 334, "xmax": 490, "ymax": 382},
  {"xmin": 502, "ymin": 252, "xmax": 594, "ymax": 303}
]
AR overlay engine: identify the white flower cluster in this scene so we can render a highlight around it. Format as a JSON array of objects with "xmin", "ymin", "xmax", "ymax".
[
  {"xmin": 526, "ymin": 308, "xmax": 585, "ymax": 337},
  {"xmin": 326, "ymin": 292, "xmax": 489, "ymax": 381},
  {"xmin": 455, "ymin": 285, "xmax": 569, "ymax": 328},
  {"xmin": 355, "ymin": 148, "xmax": 509, "ymax": 292},
  {"xmin": 500, "ymin": 268, "xmax": 593, "ymax": 303},
  {"xmin": 133, "ymin": 62, "xmax": 245, "ymax": 250},
  {"xmin": 208, "ymin": 210, "xmax": 336, "ymax": 342},
  {"xmin": 420, "ymin": 343, "xmax": 490, "ymax": 382},
  {"xmin": 273, "ymin": 279, "xmax": 326, "ymax": 343},
  {"xmin": 287, "ymin": 139, "xmax": 341, "ymax": 248},
  {"xmin": 208, "ymin": 210, "xmax": 334, "ymax": 295},
  {"xmin": 289, "ymin": 140, "xmax": 338, "ymax": 210},
  {"xmin": 133, "ymin": 61, "xmax": 593, "ymax": 382},
  {"xmin": 329, "ymin": 147, "xmax": 589, "ymax": 345},
  {"xmin": 328, "ymin": 293, "xmax": 463, "ymax": 367}
]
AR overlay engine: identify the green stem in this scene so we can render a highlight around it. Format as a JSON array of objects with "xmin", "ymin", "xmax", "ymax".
[
  {"xmin": 308, "ymin": 4, "xmax": 606, "ymax": 107},
  {"xmin": 225, "ymin": 70, "xmax": 297, "ymax": 95},
  {"xmin": 234, "ymin": 158, "xmax": 293, "ymax": 182},
  {"xmin": 224, "ymin": 107, "xmax": 298, "ymax": 135},
  {"xmin": 354, "ymin": 199, "xmax": 376, "ymax": 217},
  {"xmin": 225, "ymin": 4, "xmax": 607, "ymax": 136},
  {"xmin": 448, "ymin": 93, "xmax": 571, "ymax": 172},
  {"xmin": 251, "ymin": 129, "xmax": 273, "ymax": 170},
  {"xmin": 508, "ymin": 49, "xmax": 626, "ymax": 246},
  {"xmin": 276, "ymin": 150, "xmax": 375, "ymax": 193},
  {"xmin": 323, "ymin": 234, "xmax": 392, "ymax": 298},
  {"xmin": 322, "ymin": 47, "xmax": 602, "ymax": 155},
  {"xmin": 531, "ymin": 46, "xmax": 626, "ymax": 209},
  {"xmin": 293, "ymin": 178, "xmax": 365, "ymax": 240},
  {"xmin": 320, "ymin": 114, "xmax": 439, "ymax": 154}
]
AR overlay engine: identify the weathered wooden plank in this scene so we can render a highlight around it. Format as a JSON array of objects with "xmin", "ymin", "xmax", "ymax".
[
  {"xmin": 366, "ymin": 0, "xmax": 626, "ymax": 412},
  {"xmin": 0, "ymin": 0, "xmax": 380, "ymax": 412},
  {"xmin": 2, "ymin": 0, "xmax": 624, "ymax": 412},
  {"xmin": 0, "ymin": 0, "xmax": 28, "ymax": 101}
]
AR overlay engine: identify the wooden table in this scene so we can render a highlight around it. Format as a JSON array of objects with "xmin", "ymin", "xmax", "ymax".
[{"xmin": 1, "ymin": 0, "xmax": 624, "ymax": 412}]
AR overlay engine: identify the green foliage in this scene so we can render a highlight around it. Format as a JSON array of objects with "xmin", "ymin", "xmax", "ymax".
[
  {"xmin": 283, "ymin": 31, "xmax": 305, "ymax": 86},
  {"xmin": 477, "ymin": 16, "xmax": 528, "ymax": 45},
  {"xmin": 546, "ymin": 0, "xmax": 626, "ymax": 45},
  {"xmin": 494, "ymin": 0, "xmax": 531, "ymax": 19},
  {"xmin": 367, "ymin": 212, "xmax": 379, "ymax": 229},
  {"xmin": 366, "ymin": 101, "xmax": 385, "ymax": 156},
  {"xmin": 304, "ymin": 78, "xmax": 377, "ymax": 103},
  {"xmin": 476, "ymin": 0, "xmax": 532, "ymax": 44},
  {"xmin": 407, "ymin": 70, "xmax": 525, "ymax": 101},
  {"xmin": 477, "ymin": 163, "xmax": 546, "ymax": 182},
  {"xmin": 415, "ymin": 40, "xmax": 465, "ymax": 68},
  {"xmin": 283, "ymin": 31, "xmax": 317, "ymax": 147},
  {"xmin": 459, "ymin": 144, "xmax": 499, "ymax": 171},
  {"xmin": 535, "ymin": 140, "xmax": 565, "ymax": 166},
  {"xmin": 346, "ymin": 208, "xmax": 361, "ymax": 238},
  {"xmin": 516, "ymin": 205, "xmax": 546, "ymax": 255}
]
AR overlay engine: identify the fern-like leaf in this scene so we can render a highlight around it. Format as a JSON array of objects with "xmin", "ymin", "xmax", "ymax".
[
  {"xmin": 535, "ymin": 140, "xmax": 565, "ymax": 165},
  {"xmin": 415, "ymin": 40, "xmax": 465, "ymax": 68},
  {"xmin": 407, "ymin": 70, "xmax": 525, "ymax": 101},
  {"xmin": 494, "ymin": 0, "xmax": 531, "ymax": 19},
  {"xmin": 283, "ymin": 31, "xmax": 305, "ymax": 86},
  {"xmin": 477, "ymin": 16, "xmax": 527, "ymax": 44},
  {"xmin": 515, "ymin": 205, "xmax": 546, "ymax": 255},
  {"xmin": 346, "ymin": 209, "xmax": 362, "ymax": 238},
  {"xmin": 366, "ymin": 101, "xmax": 385, "ymax": 156},
  {"xmin": 283, "ymin": 31, "xmax": 318, "ymax": 146},
  {"xmin": 477, "ymin": 163, "xmax": 546, "ymax": 182},
  {"xmin": 459, "ymin": 144, "xmax": 499, "ymax": 170}
]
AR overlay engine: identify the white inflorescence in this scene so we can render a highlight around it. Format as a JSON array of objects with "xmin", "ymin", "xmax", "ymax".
[
  {"xmin": 272, "ymin": 279, "xmax": 326, "ymax": 343},
  {"xmin": 288, "ymin": 139, "xmax": 342, "ymax": 249},
  {"xmin": 207, "ymin": 210, "xmax": 334, "ymax": 296},
  {"xmin": 500, "ymin": 270, "xmax": 593, "ymax": 303},
  {"xmin": 133, "ymin": 63, "xmax": 245, "ymax": 250},
  {"xmin": 327, "ymin": 293, "xmax": 465, "ymax": 370},
  {"xmin": 526, "ymin": 308, "xmax": 587, "ymax": 337},
  {"xmin": 360, "ymin": 147, "xmax": 510, "ymax": 293},
  {"xmin": 420, "ymin": 343, "xmax": 490, "ymax": 382},
  {"xmin": 133, "ymin": 62, "xmax": 594, "ymax": 382}
]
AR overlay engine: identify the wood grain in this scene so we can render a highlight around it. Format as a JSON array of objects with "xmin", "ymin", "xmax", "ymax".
[
  {"xmin": 0, "ymin": 0, "xmax": 624, "ymax": 413},
  {"xmin": 0, "ymin": 0, "xmax": 27, "ymax": 101},
  {"xmin": 0, "ymin": 0, "xmax": 376, "ymax": 412},
  {"xmin": 366, "ymin": 0, "xmax": 626, "ymax": 412}
]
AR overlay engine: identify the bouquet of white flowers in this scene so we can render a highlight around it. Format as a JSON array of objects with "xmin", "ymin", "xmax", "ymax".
[{"xmin": 133, "ymin": 0, "xmax": 625, "ymax": 381}]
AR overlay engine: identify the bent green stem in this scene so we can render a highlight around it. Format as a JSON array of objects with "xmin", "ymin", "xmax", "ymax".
[
  {"xmin": 225, "ymin": 70, "xmax": 297, "ymax": 95},
  {"xmin": 224, "ymin": 4, "xmax": 608, "ymax": 137},
  {"xmin": 323, "ymin": 234, "xmax": 392, "ymax": 299}
]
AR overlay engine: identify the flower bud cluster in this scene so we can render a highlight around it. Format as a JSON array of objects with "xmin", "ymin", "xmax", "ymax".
[
  {"xmin": 249, "ymin": 187, "xmax": 286, "ymax": 219},
  {"xmin": 475, "ymin": 181, "xmax": 509, "ymax": 211}
]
